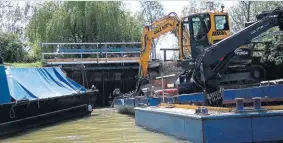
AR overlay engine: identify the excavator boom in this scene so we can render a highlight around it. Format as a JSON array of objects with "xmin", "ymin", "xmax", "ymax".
[
  {"xmin": 139, "ymin": 13, "xmax": 180, "ymax": 78},
  {"xmin": 192, "ymin": 8, "xmax": 283, "ymax": 106},
  {"xmin": 133, "ymin": 12, "xmax": 189, "ymax": 95}
]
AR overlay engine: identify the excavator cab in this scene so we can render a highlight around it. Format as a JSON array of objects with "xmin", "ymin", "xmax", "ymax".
[
  {"xmin": 181, "ymin": 12, "xmax": 230, "ymax": 59},
  {"xmin": 178, "ymin": 9, "xmax": 266, "ymax": 94}
]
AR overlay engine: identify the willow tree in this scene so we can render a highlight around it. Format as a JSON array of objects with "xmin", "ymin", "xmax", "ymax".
[{"xmin": 26, "ymin": 1, "xmax": 144, "ymax": 58}]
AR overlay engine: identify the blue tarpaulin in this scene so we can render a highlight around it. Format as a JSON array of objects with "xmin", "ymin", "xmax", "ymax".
[{"xmin": 5, "ymin": 67, "xmax": 87, "ymax": 102}]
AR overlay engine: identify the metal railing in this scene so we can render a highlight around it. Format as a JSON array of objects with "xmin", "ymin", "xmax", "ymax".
[{"xmin": 41, "ymin": 42, "xmax": 143, "ymax": 65}]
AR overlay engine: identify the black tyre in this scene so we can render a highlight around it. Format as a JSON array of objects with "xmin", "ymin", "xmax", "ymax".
[{"xmin": 249, "ymin": 64, "xmax": 266, "ymax": 81}]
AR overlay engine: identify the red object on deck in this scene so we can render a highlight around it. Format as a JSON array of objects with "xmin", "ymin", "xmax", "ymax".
[{"xmin": 154, "ymin": 88, "xmax": 178, "ymax": 96}]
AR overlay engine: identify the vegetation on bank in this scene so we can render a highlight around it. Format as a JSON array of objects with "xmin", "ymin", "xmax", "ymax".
[
  {"xmin": 0, "ymin": 1, "xmax": 153, "ymax": 63},
  {"xmin": 5, "ymin": 61, "xmax": 43, "ymax": 68}
]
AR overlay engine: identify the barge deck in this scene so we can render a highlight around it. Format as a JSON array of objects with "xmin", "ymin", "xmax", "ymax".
[{"xmin": 135, "ymin": 104, "xmax": 283, "ymax": 143}]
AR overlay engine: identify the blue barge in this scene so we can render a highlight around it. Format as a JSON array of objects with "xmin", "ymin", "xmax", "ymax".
[
  {"xmin": 114, "ymin": 81, "xmax": 283, "ymax": 115},
  {"xmin": 0, "ymin": 61, "xmax": 98, "ymax": 137},
  {"xmin": 175, "ymin": 83, "xmax": 283, "ymax": 106},
  {"xmin": 135, "ymin": 100, "xmax": 283, "ymax": 143},
  {"xmin": 134, "ymin": 82, "xmax": 283, "ymax": 142},
  {"xmin": 113, "ymin": 96, "xmax": 174, "ymax": 114}
]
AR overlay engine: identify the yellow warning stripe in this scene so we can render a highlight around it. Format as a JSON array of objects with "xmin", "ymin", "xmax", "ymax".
[
  {"xmin": 159, "ymin": 103, "xmax": 283, "ymax": 112},
  {"xmin": 159, "ymin": 103, "xmax": 233, "ymax": 112},
  {"xmin": 263, "ymin": 105, "xmax": 283, "ymax": 110}
]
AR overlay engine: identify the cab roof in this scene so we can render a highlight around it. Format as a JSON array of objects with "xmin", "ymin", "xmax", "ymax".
[{"xmin": 181, "ymin": 11, "xmax": 228, "ymax": 19}]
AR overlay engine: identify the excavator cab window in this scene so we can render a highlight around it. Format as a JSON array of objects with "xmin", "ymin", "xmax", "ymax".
[
  {"xmin": 215, "ymin": 15, "xmax": 229, "ymax": 31},
  {"xmin": 192, "ymin": 14, "xmax": 210, "ymax": 40},
  {"xmin": 184, "ymin": 13, "xmax": 210, "ymax": 58}
]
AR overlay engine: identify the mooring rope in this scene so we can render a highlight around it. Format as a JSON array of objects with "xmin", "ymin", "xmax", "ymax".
[
  {"xmin": 37, "ymin": 98, "xmax": 40, "ymax": 108},
  {"xmin": 110, "ymin": 96, "xmax": 117, "ymax": 109},
  {"xmin": 9, "ymin": 101, "xmax": 18, "ymax": 119},
  {"xmin": 25, "ymin": 100, "xmax": 31, "ymax": 113}
]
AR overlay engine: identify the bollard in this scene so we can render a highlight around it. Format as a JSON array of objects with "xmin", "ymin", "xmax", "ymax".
[
  {"xmin": 195, "ymin": 107, "xmax": 201, "ymax": 114},
  {"xmin": 87, "ymin": 104, "xmax": 93, "ymax": 112},
  {"xmin": 201, "ymin": 107, "xmax": 208, "ymax": 114},
  {"xmin": 235, "ymin": 98, "xmax": 244, "ymax": 111},
  {"xmin": 253, "ymin": 97, "xmax": 262, "ymax": 110}
]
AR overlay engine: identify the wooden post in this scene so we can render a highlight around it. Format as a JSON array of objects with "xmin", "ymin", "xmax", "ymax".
[{"xmin": 161, "ymin": 61, "xmax": 164, "ymax": 103}]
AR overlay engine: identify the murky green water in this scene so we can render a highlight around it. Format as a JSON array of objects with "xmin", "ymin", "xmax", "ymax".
[{"xmin": 0, "ymin": 108, "xmax": 189, "ymax": 143}]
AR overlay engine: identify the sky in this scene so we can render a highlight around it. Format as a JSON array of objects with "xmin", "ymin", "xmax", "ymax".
[{"xmin": 123, "ymin": 1, "xmax": 236, "ymax": 60}]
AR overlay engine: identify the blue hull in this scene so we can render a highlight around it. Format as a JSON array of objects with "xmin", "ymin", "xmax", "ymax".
[
  {"xmin": 176, "ymin": 84, "xmax": 283, "ymax": 105},
  {"xmin": 113, "ymin": 96, "xmax": 174, "ymax": 114},
  {"xmin": 114, "ymin": 84, "xmax": 283, "ymax": 114},
  {"xmin": 135, "ymin": 107, "xmax": 283, "ymax": 143},
  {"xmin": 0, "ymin": 67, "xmax": 98, "ymax": 137},
  {"xmin": 113, "ymin": 98, "xmax": 128, "ymax": 113}
]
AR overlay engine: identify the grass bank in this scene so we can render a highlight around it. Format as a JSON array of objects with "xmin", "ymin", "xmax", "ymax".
[{"xmin": 4, "ymin": 61, "xmax": 43, "ymax": 67}]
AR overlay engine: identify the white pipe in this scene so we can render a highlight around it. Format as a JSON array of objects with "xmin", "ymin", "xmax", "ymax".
[
  {"xmin": 45, "ymin": 60, "xmax": 139, "ymax": 65},
  {"xmin": 42, "ymin": 51, "xmax": 141, "ymax": 55},
  {"xmin": 156, "ymin": 74, "xmax": 176, "ymax": 79},
  {"xmin": 41, "ymin": 42, "xmax": 141, "ymax": 45}
]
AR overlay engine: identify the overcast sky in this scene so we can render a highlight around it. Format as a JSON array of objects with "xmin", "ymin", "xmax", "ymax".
[{"xmin": 124, "ymin": 1, "xmax": 236, "ymax": 60}]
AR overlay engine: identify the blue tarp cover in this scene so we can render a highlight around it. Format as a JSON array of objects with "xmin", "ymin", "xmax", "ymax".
[{"xmin": 6, "ymin": 67, "xmax": 87, "ymax": 101}]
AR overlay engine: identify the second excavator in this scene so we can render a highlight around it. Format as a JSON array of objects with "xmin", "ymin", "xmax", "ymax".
[{"xmin": 190, "ymin": 7, "xmax": 283, "ymax": 106}]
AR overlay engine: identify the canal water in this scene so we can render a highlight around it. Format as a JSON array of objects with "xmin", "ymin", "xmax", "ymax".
[{"xmin": 0, "ymin": 108, "xmax": 189, "ymax": 143}]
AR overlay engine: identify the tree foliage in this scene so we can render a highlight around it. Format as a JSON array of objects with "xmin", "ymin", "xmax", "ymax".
[
  {"xmin": 228, "ymin": 1, "xmax": 283, "ymax": 79},
  {"xmin": 26, "ymin": 1, "xmax": 144, "ymax": 57},
  {"xmin": 140, "ymin": 1, "xmax": 164, "ymax": 25},
  {"xmin": 0, "ymin": 1, "xmax": 32, "ymax": 39},
  {"xmin": 229, "ymin": 1, "xmax": 283, "ymax": 33},
  {"xmin": 182, "ymin": 1, "xmax": 223, "ymax": 16},
  {"xmin": 139, "ymin": 1, "xmax": 165, "ymax": 58},
  {"xmin": 0, "ymin": 31, "xmax": 29, "ymax": 63},
  {"xmin": 0, "ymin": 1, "xmax": 36, "ymax": 63}
]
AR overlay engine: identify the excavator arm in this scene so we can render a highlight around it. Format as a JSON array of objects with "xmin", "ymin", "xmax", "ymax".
[
  {"xmin": 192, "ymin": 8, "xmax": 283, "ymax": 106},
  {"xmin": 135, "ymin": 12, "xmax": 191, "ymax": 95},
  {"xmin": 139, "ymin": 12, "xmax": 180, "ymax": 78}
]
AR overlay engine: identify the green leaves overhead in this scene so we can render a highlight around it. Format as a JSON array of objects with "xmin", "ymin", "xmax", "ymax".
[
  {"xmin": 229, "ymin": 1, "xmax": 283, "ymax": 33},
  {"xmin": 0, "ymin": 31, "xmax": 28, "ymax": 63},
  {"xmin": 228, "ymin": 1, "xmax": 283, "ymax": 71},
  {"xmin": 26, "ymin": 1, "xmax": 143, "ymax": 49},
  {"xmin": 140, "ymin": 1, "xmax": 164, "ymax": 25}
]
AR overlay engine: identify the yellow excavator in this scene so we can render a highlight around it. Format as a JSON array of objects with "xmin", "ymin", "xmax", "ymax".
[
  {"xmin": 134, "ymin": 6, "xmax": 265, "ymax": 96},
  {"xmin": 139, "ymin": 10, "xmax": 232, "ymax": 77}
]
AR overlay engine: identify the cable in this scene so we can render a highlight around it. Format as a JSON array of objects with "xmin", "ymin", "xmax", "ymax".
[
  {"xmin": 9, "ymin": 100, "xmax": 18, "ymax": 119},
  {"xmin": 37, "ymin": 98, "xmax": 40, "ymax": 108}
]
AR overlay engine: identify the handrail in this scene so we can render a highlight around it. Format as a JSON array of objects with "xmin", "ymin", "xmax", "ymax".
[
  {"xmin": 43, "ymin": 51, "xmax": 140, "ymax": 55},
  {"xmin": 57, "ymin": 47, "xmax": 141, "ymax": 52},
  {"xmin": 41, "ymin": 42, "xmax": 141, "ymax": 45}
]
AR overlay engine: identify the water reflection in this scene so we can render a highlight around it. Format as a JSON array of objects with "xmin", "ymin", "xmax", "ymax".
[{"xmin": 1, "ymin": 108, "xmax": 189, "ymax": 143}]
